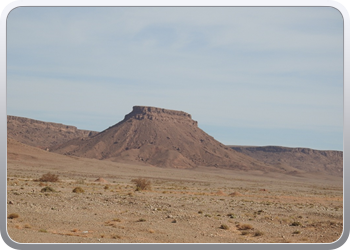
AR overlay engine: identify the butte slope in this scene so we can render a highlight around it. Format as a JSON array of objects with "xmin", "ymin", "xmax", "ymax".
[{"xmin": 52, "ymin": 106, "xmax": 274, "ymax": 171}]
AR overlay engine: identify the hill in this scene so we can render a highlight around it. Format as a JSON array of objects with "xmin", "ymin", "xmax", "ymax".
[
  {"xmin": 51, "ymin": 106, "xmax": 275, "ymax": 171},
  {"xmin": 230, "ymin": 146, "xmax": 343, "ymax": 177},
  {"xmin": 7, "ymin": 115, "xmax": 98, "ymax": 149}
]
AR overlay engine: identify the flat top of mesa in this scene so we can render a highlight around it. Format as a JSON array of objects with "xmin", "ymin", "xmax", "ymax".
[{"xmin": 127, "ymin": 106, "xmax": 192, "ymax": 118}]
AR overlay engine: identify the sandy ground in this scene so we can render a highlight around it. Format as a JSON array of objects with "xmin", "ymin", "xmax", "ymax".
[{"xmin": 6, "ymin": 149, "xmax": 343, "ymax": 244}]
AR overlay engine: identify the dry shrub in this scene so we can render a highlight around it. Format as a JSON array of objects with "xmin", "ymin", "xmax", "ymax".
[
  {"xmin": 131, "ymin": 178, "xmax": 152, "ymax": 191},
  {"xmin": 237, "ymin": 223, "xmax": 253, "ymax": 230},
  {"xmin": 290, "ymin": 221, "xmax": 302, "ymax": 226},
  {"xmin": 39, "ymin": 172, "xmax": 59, "ymax": 182},
  {"xmin": 41, "ymin": 186, "xmax": 56, "ymax": 192},
  {"xmin": 8, "ymin": 213, "xmax": 19, "ymax": 219},
  {"xmin": 254, "ymin": 230, "xmax": 264, "ymax": 236},
  {"xmin": 241, "ymin": 231, "xmax": 250, "ymax": 235},
  {"xmin": 220, "ymin": 224, "xmax": 229, "ymax": 230},
  {"xmin": 72, "ymin": 187, "xmax": 84, "ymax": 193},
  {"xmin": 104, "ymin": 221, "xmax": 113, "ymax": 226}
]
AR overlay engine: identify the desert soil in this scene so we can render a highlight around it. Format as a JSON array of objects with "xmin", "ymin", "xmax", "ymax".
[{"xmin": 7, "ymin": 142, "xmax": 343, "ymax": 243}]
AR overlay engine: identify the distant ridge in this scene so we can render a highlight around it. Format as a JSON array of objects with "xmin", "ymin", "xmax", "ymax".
[
  {"xmin": 7, "ymin": 115, "xmax": 98, "ymax": 149},
  {"xmin": 230, "ymin": 145, "xmax": 343, "ymax": 177}
]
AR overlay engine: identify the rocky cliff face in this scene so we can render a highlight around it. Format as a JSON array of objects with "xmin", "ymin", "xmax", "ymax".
[
  {"xmin": 7, "ymin": 115, "xmax": 98, "ymax": 149},
  {"xmin": 124, "ymin": 106, "xmax": 193, "ymax": 121}
]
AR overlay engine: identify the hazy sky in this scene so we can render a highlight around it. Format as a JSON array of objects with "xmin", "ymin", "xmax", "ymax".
[{"xmin": 7, "ymin": 7, "xmax": 343, "ymax": 150}]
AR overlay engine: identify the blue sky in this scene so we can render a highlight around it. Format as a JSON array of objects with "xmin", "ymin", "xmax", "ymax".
[{"xmin": 6, "ymin": 7, "xmax": 343, "ymax": 150}]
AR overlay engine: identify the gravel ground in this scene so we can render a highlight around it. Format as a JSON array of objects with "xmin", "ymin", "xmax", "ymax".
[{"xmin": 7, "ymin": 162, "xmax": 343, "ymax": 244}]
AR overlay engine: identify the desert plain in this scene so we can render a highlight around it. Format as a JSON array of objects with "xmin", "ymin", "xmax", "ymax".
[
  {"xmin": 6, "ymin": 145, "xmax": 343, "ymax": 243},
  {"xmin": 6, "ymin": 107, "xmax": 343, "ymax": 244}
]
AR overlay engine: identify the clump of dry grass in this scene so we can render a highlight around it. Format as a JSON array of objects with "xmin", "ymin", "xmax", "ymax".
[
  {"xmin": 290, "ymin": 221, "xmax": 302, "ymax": 226},
  {"xmin": 72, "ymin": 187, "xmax": 84, "ymax": 193},
  {"xmin": 254, "ymin": 230, "xmax": 264, "ymax": 236},
  {"xmin": 227, "ymin": 213, "xmax": 235, "ymax": 218},
  {"xmin": 41, "ymin": 186, "xmax": 56, "ymax": 192},
  {"xmin": 39, "ymin": 172, "xmax": 59, "ymax": 182},
  {"xmin": 104, "ymin": 221, "xmax": 114, "ymax": 226},
  {"xmin": 237, "ymin": 223, "xmax": 254, "ymax": 230},
  {"xmin": 132, "ymin": 178, "xmax": 152, "ymax": 191},
  {"xmin": 8, "ymin": 213, "xmax": 19, "ymax": 219},
  {"xmin": 220, "ymin": 224, "xmax": 229, "ymax": 230}
]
